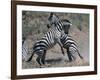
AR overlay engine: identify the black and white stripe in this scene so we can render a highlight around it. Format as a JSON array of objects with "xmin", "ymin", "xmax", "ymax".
[
  {"xmin": 60, "ymin": 34, "xmax": 83, "ymax": 61},
  {"xmin": 27, "ymin": 13, "xmax": 83, "ymax": 66},
  {"xmin": 47, "ymin": 13, "xmax": 71, "ymax": 34},
  {"xmin": 47, "ymin": 13, "xmax": 83, "ymax": 61},
  {"xmin": 27, "ymin": 24, "xmax": 66, "ymax": 66}
]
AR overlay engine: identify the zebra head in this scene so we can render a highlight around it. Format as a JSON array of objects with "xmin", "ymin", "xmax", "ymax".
[
  {"xmin": 61, "ymin": 19, "xmax": 72, "ymax": 34},
  {"xmin": 47, "ymin": 13, "xmax": 60, "ymax": 28},
  {"xmin": 47, "ymin": 13, "xmax": 72, "ymax": 33},
  {"xmin": 48, "ymin": 13, "xmax": 60, "ymax": 24}
]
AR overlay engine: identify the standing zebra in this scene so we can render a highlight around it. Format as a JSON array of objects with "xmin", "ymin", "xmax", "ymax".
[{"xmin": 47, "ymin": 13, "xmax": 83, "ymax": 61}]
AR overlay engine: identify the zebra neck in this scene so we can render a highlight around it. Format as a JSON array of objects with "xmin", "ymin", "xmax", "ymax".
[{"xmin": 56, "ymin": 21, "xmax": 63, "ymax": 32}]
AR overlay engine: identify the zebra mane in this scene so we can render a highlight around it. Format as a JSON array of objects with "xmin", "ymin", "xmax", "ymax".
[
  {"xmin": 60, "ymin": 19, "xmax": 72, "ymax": 25},
  {"xmin": 61, "ymin": 19, "xmax": 71, "ymax": 23},
  {"xmin": 52, "ymin": 13, "xmax": 72, "ymax": 26},
  {"xmin": 52, "ymin": 13, "xmax": 72, "ymax": 25},
  {"xmin": 48, "ymin": 13, "xmax": 72, "ymax": 33}
]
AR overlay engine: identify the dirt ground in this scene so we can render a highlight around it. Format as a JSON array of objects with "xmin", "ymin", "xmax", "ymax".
[{"xmin": 22, "ymin": 44, "xmax": 89, "ymax": 69}]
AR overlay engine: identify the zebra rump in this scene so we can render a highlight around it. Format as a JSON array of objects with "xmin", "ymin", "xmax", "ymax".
[
  {"xmin": 60, "ymin": 34, "xmax": 83, "ymax": 61},
  {"xmin": 26, "ymin": 31, "xmax": 56, "ymax": 64}
]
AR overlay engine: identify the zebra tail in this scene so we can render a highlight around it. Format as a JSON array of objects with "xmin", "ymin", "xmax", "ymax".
[
  {"xmin": 26, "ymin": 52, "xmax": 34, "ymax": 62},
  {"xmin": 77, "ymin": 50, "xmax": 83, "ymax": 59}
]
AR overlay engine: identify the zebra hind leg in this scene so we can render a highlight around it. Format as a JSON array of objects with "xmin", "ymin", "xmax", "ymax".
[
  {"xmin": 36, "ymin": 55, "xmax": 41, "ymax": 66},
  {"xmin": 71, "ymin": 46, "xmax": 83, "ymax": 60},
  {"xmin": 66, "ymin": 48, "xmax": 73, "ymax": 62},
  {"xmin": 41, "ymin": 50, "xmax": 46, "ymax": 65},
  {"xmin": 66, "ymin": 47, "xmax": 77, "ymax": 62},
  {"xmin": 67, "ymin": 52, "xmax": 76, "ymax": 62},
  {"xmin": 36, "ymin": 50, "xmax": 46, "ymax": 68}
]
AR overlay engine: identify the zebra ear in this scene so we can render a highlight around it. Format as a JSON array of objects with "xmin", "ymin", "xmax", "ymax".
[{"xmin": 47, "ymin": 24, "xmax": 51, "ymax": 28}]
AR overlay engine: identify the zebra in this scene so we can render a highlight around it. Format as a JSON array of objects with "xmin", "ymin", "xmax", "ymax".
[
  {"xmin": 22, "ymin": 37, "xmax": 29, "ymax": 61},
  {"xmin": 27, "ymin": 13, "xmax": 83, "ymax": 67},
  {"xmin": 47, "ymin": 13, "xmax": 83, "ymax": 61},
  {"xmin": 60, "ymin": 34, "xmax": 83, "ymax": 61},
  {"xmin": 26, "ymin": 22, "xmax": 69, "ymax": 66},
  {"xmin": 46, "ymin": 13, "xmax": 72, "ymax": 56},
  {"xmin": 47, "ymin": 19, "xmax": 71, "ymax": 34}
]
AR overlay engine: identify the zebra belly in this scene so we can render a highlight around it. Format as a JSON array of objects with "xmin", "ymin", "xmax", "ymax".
[{"xmin": 33, "ymin": 39, "xmax": 55, "ymax": 54}]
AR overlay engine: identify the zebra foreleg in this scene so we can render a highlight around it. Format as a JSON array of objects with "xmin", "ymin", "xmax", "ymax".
[
  {"xmin": 60, "ymin": 46, "xmax": 65, "ymax": 55},
  {"xmin": 36, "ymin": 50, "xmax": 46, "ymax": 67}
]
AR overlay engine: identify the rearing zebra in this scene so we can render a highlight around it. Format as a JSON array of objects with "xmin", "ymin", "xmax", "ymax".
[
  {"xmin": 26, "ymin": 18, "xmax": 70, "ymax": 66},
  {"xmin": 27, "ymin": 13, "xmax": 83, "ymax": 67},
  {"xmin": 47, "ymin": 13, "xmax": 83, "ymax": 61}
]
